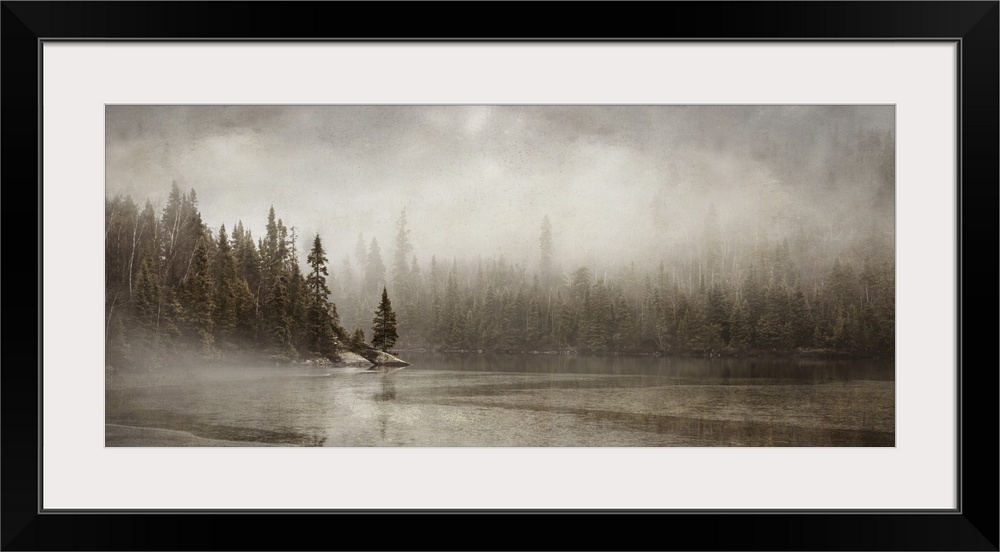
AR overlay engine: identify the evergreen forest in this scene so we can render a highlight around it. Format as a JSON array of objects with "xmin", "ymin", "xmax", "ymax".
[{"xmin": 105, "ymin": 181, "xmax": 894, "ymax": 371}]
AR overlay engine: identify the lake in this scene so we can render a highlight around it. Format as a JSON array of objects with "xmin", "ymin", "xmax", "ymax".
[{"xmin": 105, "ymin": 353, "xmax": 894, "ymax": 447}]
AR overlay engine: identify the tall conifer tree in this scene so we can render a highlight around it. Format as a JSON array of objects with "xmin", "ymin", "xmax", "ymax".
[
  {"xmin": 371, "ymin": 287, "xmax": 399, "ymax": 352},
  {"xmin": 306, "ymin": 234, "xmax": 338, "ymax": 356}
]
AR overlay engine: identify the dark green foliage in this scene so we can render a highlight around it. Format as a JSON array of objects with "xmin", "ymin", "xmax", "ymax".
[
  {"xmin": 351, "ymin": 328, "xmax": 366, "ymax": 349},
  {"xmin": 232, "ymin": 221, "xmax": 262, "ymax": 298},
  {"xmin": 371, "ymin": 287, "xmax": 399, "ymax": 352},
  {"xmin": 524, "ymin": 294, "xmax": 543, "ymax": 350},
  {"xmin": 179, "ymin": 236, "xmax": 215, "ymax": 353},
  {"xmin": 579, "ymin": 281, "xmax": 614, "ymax": 353},
  {"xmin": 612, "ymin": 290, "xmax": 636, "ymax": 352},
  {"xmin": 287, "ymin": 263, "xmax": 309, "ymax": 354},
  {"xmin": 133, "ymin": 256, "xmax": 159, "ymax": 331},
  {"xmin": 440, "ymin": 263, "xmax": 465, "ymax": 348},
  {"xmin": 160, "ymin": 184, "xmax": 207, "ymax": 289},
  {"xmin": 306, "ymin": 234, "xmax": 340, "ymax": 358},
  {"xmin": 728, "ymin": 299, "xmax": 752, "ymax": 350},
  {"xmin": 212, "ymin": 225, "xmax": 239, "ymax": 347},
  {"xmin": 232, "ymin": 276, "xmax": 258, "ymax": 347},
  {"xmin": 742, "ymin": 265, "xmax": 766, "ymax": 344},
  {"xmin": 266, "ymin": 274, "xmax": 296, "ymax": 361},
  {"xmin": 705, "ymin": 283, "xmax": 730, "ymax": 344},
  {"xmin": 107, "ymin": 180, "xmax": 894, "ymax": 369},
  {"xmin": 788, "ymin": 287, "xmax": 814, "ymax": 347}
]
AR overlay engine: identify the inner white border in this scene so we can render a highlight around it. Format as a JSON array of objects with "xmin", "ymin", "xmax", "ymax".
[{"xmin": 42, "ymin": 43, "xmax": 956, "ymax": 510}]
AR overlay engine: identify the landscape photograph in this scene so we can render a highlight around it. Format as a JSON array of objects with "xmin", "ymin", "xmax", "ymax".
[{"xmin": 105, "ymin": 105, "xmax": 895, "ymax": 447}]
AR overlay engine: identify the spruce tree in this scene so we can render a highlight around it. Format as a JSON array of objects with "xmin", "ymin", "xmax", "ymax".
[
  {"xmin": 728, "ymin": 299, "xmax": 752, "ymax": 350},
  {"xmin": 232, "ymin": 221, "xmax": 261, "ymax": 297},
  {"xmin": 266, "ymin": 274, "xmax": 296, "ymax": 360},
  {"xmin": 288, "ymin": 263, "xmax": 311, "ymax": 355},
  {"xmin": 131, "ymin": 257, "xmax": 160, "ymax": 357},
  {"xmin": 180, "ymin": 236, "xmax": 215, "ymax": 353},
  {"xmin": 441, "ymin": 262, "xmax": 465, "ymax": 348},
  {"xmin": 306, "ymin": 234, "xmax": 338, "ymax": 356},
  {"xmin": 212, "ymin": 224, "xmax": 238, "ymax": 346},
  {"xmin": 133, "ymin": 256, "xmax": 160, "ymax": 333},
  {"xmin": 371, "ymin": 287, "xmax": 399, "ymax": 352},
  {"xmin": 351, "ymin": 328, "xmax": 366, "ymax": 350}
]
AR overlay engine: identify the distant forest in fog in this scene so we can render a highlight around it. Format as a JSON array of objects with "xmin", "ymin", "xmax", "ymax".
[{"xmin": 105, "ymin": 106, "xmax": 895, "ymax": 369}]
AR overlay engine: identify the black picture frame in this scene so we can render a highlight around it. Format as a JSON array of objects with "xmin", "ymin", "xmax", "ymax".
[{"xmin": 3, "ymin": 2, "xmax": 997, "ymax": 550}]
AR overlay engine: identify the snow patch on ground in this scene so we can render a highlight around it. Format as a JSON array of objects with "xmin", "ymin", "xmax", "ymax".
[
  {"xmin": 371, "ymin": 351, "xmax": 411, "ymax": 366},
  {"xmin": 333, "ymin": 351, "xmax": 375, "ymax": 367}
]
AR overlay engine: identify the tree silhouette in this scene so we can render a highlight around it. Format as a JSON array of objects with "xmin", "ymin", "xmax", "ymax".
[{"xmin": 371, "ymin": 287, "xmax": 399, "ymax": 352}]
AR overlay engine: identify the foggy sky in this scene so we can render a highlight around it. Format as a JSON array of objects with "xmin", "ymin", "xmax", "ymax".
[{"xmin": 105, "ymin": 105, "xmax": 894, "ymax": 274}]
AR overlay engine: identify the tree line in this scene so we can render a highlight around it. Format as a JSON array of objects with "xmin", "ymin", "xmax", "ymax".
[
  {"xmin": 105, "ymin": 182, "xmax": 400, "ymax": 370},
  {"xmin": 106, "ymin": 183, "xmax": 894, "ymax": 370},
  {"xmin": 336, "ymin": 211, "xmax": 893, "ymax": 359}
]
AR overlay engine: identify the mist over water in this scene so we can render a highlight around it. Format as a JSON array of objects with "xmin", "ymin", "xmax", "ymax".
[
  {"xmin": 105, "ymin": 105, "xmax": 895, "ymax": 446},
  {"xmin": 106, "ymin": 355, "xmax": 893, "ymax": 447}
]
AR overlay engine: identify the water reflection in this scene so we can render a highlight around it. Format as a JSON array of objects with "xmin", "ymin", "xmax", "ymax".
[
  {"xmin": 106, "ymin": 355, "xmax": 894, "ymax": 447},
  {"xmin": 402, "ymin": 352, "xmax": 894, "ymax": 382},
  {"xmin": 374, "ymin": 373, "xmax": 396, "ymax": 442},
  {"xmin": 375, "ymin": 373, "xmax": 397, "ymax": 402}
]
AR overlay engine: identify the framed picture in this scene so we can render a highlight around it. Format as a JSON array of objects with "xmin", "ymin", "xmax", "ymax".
[{"xmin": 5, "ymin": 2, "xmax": 996, "ymax": 550}]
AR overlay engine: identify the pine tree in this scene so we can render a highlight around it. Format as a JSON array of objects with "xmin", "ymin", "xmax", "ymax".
[
  {"xmin": 612, "ymin": 290, "xmax": 636, "ymax": 352},
  {"xmin": 441, "ymin": 261, "xmax": 466, "ymax": 348},
  {"xmin": 756, "ymin": 285, "xmax": 791, "ymax": 351},
  {"xmin": 287, "ymin": 263, "xmax": 311, "ymax": 355},
  {"xmin": 728, "ymin": 299, "xmax": 752, "ymax": 350},
  {"xmin": 232, "ymin": 276, "xmax": 257, "ymax": 347},
  {"xmin": 263, "ymin": 206, "xmax": 280, "ymax": 284},
  {"xmin": 232, "ymin": 221, "xmax": 262, "ymax": 298},
  {"xmin": 306, "ymin": 234, "xmax": 338, "ymax": 356},
  {"xmin": 705, "ymin": 283, "xmax": 730, "ymax": 343},
  {"xmin": 133, "ymin": 256, "xmax": 160, "ymax": 333},
  {"xmin": 649, "ymin": 286, "xmax": 671, "ymax": 352},
  {"xmin": 276, "ymin": 219, "xmax": 290, "ymax": 273},
  {"xmin": 160, "ymin": 184, "xmax": 206, "ymax": 289},
  {"xmin": 788, "ymin": 287, "xmax": 814, "ymax": 347},
  {"xmin": 371, "ymin": 287, "xmax": 399, "ymax": 352},
  {"xmin": 212, "ymin": 224, "xmax": 238, "ymax": 346},
  {"xmin": 351, "ymin": 328, "xmax": 366, "ymax": 349},
  {"xmin": 179, "ymin": 236, "xmax": 215, "ymax": 353},
  {"xmin": 266, "ymin": 274, "xmax": 296, "ymax": 360},
  {"xmin": 554, "ymin": 292, "xmax": 578, "ymax": 347},
  {"xmin": 580, "ymin": 281, "xmax": 614, "ymax": 352}
]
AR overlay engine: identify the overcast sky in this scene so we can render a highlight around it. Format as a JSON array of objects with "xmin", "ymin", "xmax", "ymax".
[{"xmin": 106, "ymin": 105, "xmax": 894, "ymax": 273}]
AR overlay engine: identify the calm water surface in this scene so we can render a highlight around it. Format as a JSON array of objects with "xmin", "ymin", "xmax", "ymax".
[{"xmin": 106, "ymin": 353, "xmax": 894, "ymax": 447}]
